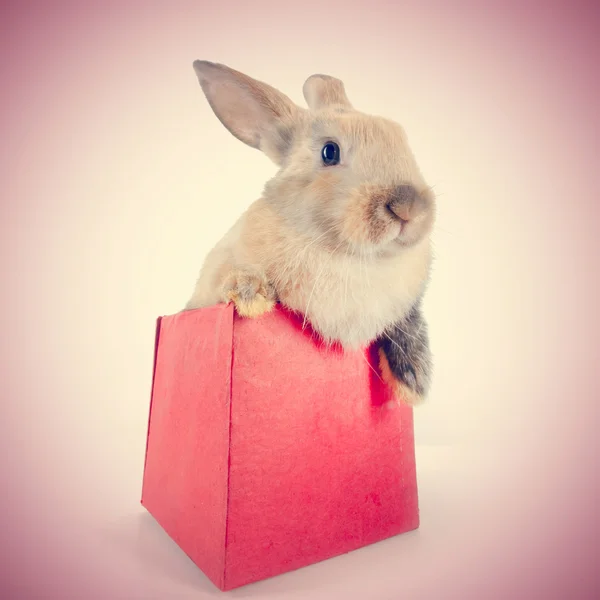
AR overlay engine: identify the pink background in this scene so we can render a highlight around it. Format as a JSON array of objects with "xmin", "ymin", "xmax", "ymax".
[{"xmin": 1, "ymin": 1, "xmax": 599, "ymax": 598}]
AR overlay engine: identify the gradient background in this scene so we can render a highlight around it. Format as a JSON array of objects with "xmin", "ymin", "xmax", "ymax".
[{"xmin": 1, "ymin": 0, "xmax": 599, "ymax": 598}]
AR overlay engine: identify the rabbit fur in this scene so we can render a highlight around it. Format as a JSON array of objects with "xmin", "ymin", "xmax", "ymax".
[{"xmin": 185, "ymin": 61, "xmax": 435, "ymax": 404}]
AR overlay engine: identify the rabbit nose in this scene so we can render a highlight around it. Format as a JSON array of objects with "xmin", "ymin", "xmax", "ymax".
[{"xmin": 386, "ymin": 185, "xmax": 417, "ymax": 222}]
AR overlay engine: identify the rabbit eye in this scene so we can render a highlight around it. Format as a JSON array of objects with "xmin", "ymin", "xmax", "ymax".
[{"xmin": 321, "ymin": 142, "xmax": 340, "ymax": 166}]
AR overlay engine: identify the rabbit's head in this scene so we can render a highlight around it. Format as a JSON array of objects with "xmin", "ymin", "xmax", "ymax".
[{"xmin": 193, "ymin": 61, "xmax": 435, "ymax": 256}]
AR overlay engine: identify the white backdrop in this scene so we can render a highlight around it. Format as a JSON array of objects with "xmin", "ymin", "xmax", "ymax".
[{"xmin": 1, "ymin": 1, "xmax": 598, "ymax": 598}]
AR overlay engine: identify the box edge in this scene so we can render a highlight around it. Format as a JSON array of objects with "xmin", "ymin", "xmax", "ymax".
[
  {"xmin": 140, "ymin": 315, "xmax": 163, "ymax": 506},
  {"xmin": 222, "ymin": 303, "xmax": 236, "ymax": 590}
]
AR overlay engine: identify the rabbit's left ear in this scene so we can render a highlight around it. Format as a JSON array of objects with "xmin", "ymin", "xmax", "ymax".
[
  {"xmin": 303, "ymin": 74, "xmax": 352, "ymax": 111},
  {"xmin": 193, "ymin": 60, "xmax": 303, "ymax": 165}
]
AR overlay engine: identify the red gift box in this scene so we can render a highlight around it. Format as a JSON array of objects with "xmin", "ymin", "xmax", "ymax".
[{"xmin": 141, "ymin": 303, "xmax": 419, "ymax": 591}]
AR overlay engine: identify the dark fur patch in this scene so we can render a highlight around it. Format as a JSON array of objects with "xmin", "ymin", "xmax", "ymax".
[
  {"xmin": 379, "ymin": 301, "xmax": 432, "ymax": 398},
  {"xmin": 364, "ymin": 192, "xmax": 394, "ymax": 244},
  {"xmin": 387, "ymin": 185, "xmax": 417, "ymax": 221},
  {"xmin": 274, "ymin": 124, "xmax": 295, "ymax": 160}
]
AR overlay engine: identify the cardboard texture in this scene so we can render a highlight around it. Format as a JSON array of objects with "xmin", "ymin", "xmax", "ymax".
[{"xmin": 141, "ymin": 303, "xmax": 419, "ymax": 591}]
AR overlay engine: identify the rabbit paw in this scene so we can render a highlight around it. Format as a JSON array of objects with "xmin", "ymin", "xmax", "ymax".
[
  {"xmin": 377, "ymin": 304, "xmax": 431, "ymax": 406},
  {"xmin": 378, "ymin": 347, "xmax": 426, "ymax": 406},
  {"xmin": 222, "ymin": 269, "xmax": 276, "ymax": 318}
]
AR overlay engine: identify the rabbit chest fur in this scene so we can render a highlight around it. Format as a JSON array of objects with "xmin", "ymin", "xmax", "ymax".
[{"xmin": 187, "ymin": 198, "xmax": 431, "ymax": 349}]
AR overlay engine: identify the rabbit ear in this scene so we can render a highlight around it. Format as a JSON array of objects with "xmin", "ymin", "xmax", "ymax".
[
  {"xmin": 193, "ymin": 61, "xmax": 303, "ymax": 165},
  {"xmin": 303, "ymin": 74, "xmax": 352, "ymax": 111}
]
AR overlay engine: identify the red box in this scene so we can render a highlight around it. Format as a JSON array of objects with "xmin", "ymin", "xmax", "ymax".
[{"xmin": 141, "ymin": 303, "xmax": 419, "ymax": 591}]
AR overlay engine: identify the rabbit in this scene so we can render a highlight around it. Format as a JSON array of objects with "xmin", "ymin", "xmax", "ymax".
[{"xmin": 184, "ymin": 61, "xmax": 435, "ymax": 405}]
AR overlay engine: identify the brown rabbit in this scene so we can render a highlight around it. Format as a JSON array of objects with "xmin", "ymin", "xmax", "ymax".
[{"xmin": 185, "ymin": 61, "xmax": 435, "ymax": 405}]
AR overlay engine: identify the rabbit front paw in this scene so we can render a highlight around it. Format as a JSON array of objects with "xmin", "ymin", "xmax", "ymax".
[
  {"xmin": 378, "ymin": 304, "xmax": 432, "ymax": 406},
  {"xmin": 222, "ymin": 268, "xmax": 276, "ymax": 318},
  {"xmin": 378, "ymin": 347, "xmax": 429, "ymax": 406}
]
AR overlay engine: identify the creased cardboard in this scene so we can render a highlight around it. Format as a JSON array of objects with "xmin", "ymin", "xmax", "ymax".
[{"xmin": 142, "ymin": 303, "xmax": 419, "ymax": 591}]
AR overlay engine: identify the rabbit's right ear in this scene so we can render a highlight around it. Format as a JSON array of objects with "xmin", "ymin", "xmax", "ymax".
[
  {"xmin": 303, "ymin": 74, "xmax": 352, "ymax": 111},
  {"xmin": 193, "ymin": 61, "xmax": 303, "ymax": 165}
]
